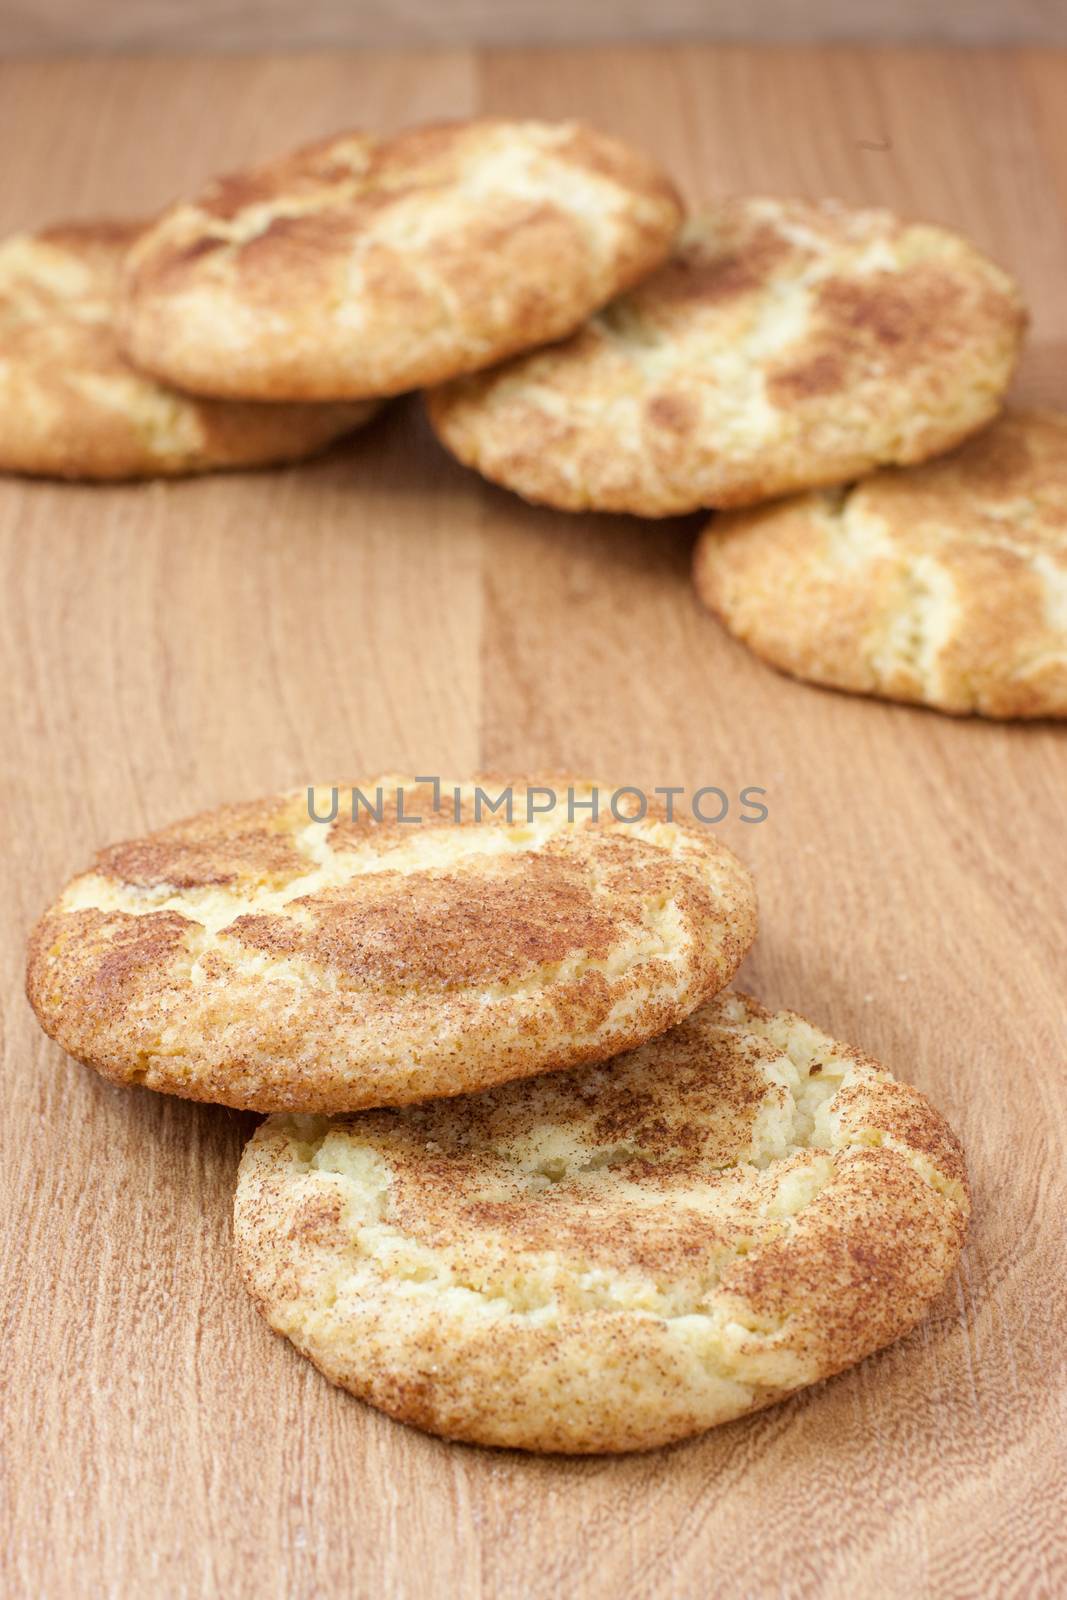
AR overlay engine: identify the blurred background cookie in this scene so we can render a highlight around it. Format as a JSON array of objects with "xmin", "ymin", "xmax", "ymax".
[
  {"xmin": 234, "ymin": 989, "xmax": 969, "ymax": 1453},
  {"xmin": 118, "ymin": 120, "xmax": 684, "ymax": 401},
  {"xmin": 26, "ymin": 776, "xmax": 757, "ymax": 1112},
  {"xmin": 428, "ymin": 197, "xmax": 1025, "ymax": 516},
  {"xmin": 694, "ymin": 410, "xmax": 1067, "ymax": 719},
  {"xmin": 0, "ymin": 220, "xmax": 376, "ymax": 480}
]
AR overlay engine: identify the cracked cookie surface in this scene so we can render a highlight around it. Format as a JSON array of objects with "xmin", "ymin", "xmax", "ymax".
[
  {"xmin": 428, "ymin": 196, "xmax": 1024, "ymax": 515},
  {"xmin": 118, "ymin": 120, "xmax": 683, "ymax": 401},
  {"xmin": 26, "ymin": 776, "xmax": 756, "ymax": 1111},
  {"xmin": 694, "ymin": 410, "xmax": 1067, "ymax": 718},
  {"xmin": 234, "ymin": 990, "xmax": 969, "ymax": 1452},
  {"xmin": 0, "ymin": 220, "xmax": 375, "ymax": 479}
]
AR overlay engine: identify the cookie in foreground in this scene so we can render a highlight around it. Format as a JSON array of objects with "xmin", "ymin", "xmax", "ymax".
[
  {"xmin": 428, "ymin": 196, "xmax": 1025, "ymax": 516},
  {"xmin": 117, "ymin": 120, "xmax": 684, "ymax": 401},
  {"xmin": 694, "ymin": 410, "xmax": 1067, "ymax": 719},
  {"xmin": 234, "ymin": 990, "xmax": 969, "ymax": 1453},
  {"xmin": 0, "ymin": 220, "xmax": 376, "ymax": 480},
  {"xmin": 26, "ymin": 776, "xmax": 756, "ymax": 1112}
]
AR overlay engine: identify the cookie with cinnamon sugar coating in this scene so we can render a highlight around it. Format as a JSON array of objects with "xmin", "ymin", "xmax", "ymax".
[
  {"xmin": 118, "ymin": 120, "xmax": 684, "ymax": 401},
  {"xmin": 694, "ymin": 410, "xmax": 1067, "ymax": 718},
  {"xmin": 234, "ymin": 990, "xmax": 969, "ymax": 1452},
  {"xmin": 428, "ymin": 196, "xmax": 1024, "ymax": 515},
  {"xmin": 26, "ymin": 776, "xmax": 756, "ymax": 1111}
]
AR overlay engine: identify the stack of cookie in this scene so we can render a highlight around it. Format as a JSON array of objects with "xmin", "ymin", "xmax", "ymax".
[
  {"xmin": 424, "ymin": 190, "xmax": 1062, "ymax": 721},
  {"xmin": 0, "ymin": 121, "xmax": 683, "ymax": 478},
  {"xmin": 3, "ymin": 114, "xmax": 1062, "ymax": 717},
  {"xmin": 27, "ymin": 778, "xmax": 969, "ymax": 1453}
]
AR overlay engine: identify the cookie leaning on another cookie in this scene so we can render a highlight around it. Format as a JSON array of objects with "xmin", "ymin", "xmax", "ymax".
[
  {"xmin": 428, "ymin": 197, "xmax": 1025, "ymax": 516},
  {"xmin": 117, "ymin": 120, "xmax": 684, "ymax": 402},
  {"xmin": 26, "ymin": 777, "xmax": 757, "ymax": 1112},
  {"xmin": 694, "ymin": 410, "xmax": 1067, "ymax": 719},
  {"xmin": 0, "ymin": 221, "xmax": 376, "ymax": 480},
  {"xmin": 234, "ymin": 990, "xmax": 969, "ymax": 1453}
]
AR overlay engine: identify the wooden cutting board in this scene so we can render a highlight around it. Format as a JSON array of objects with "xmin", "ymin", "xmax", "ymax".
[{"xmin": 1, "ymin": 43, "xmax": 1065, "ymax": 1600}]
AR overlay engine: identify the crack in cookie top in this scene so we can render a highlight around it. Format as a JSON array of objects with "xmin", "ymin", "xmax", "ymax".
[
  {"xmin": 117, "ymin": 120, "xmax": 685, "ymax": 401},
  {"xmin": 0, "ymin": 220, "xmax": 374, "ymax": 479},
  {"xmin": 428, "ymin": 196, "xmax": 1025, "ymax": 516},
  {"xmin": 26, "ymin": 777, "xmax": 757, "ymax": 1112},
  {"xmin": 234, "ymin": 990, "xmax": 969, "ymax": 1452}
]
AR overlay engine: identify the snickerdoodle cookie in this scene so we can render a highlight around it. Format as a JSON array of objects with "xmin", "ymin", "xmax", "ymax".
[
  {"xmin": 694, "ymin": 410, "xmax": 1067, "ymax": 718},
  {"xmin": 26, "ymin": 777, "xmax": 756, "ymax": 1111},
  {"xmin": 428, "ymin": 197, "xmax": 1024, "ymax": 516},
  {"xmin": 234, "ymin": 990, "xmax": 969, "ymax": 1452},
  {"xmin": 118, "ymin": 121, "xmax": 683, "ymax": 401}
]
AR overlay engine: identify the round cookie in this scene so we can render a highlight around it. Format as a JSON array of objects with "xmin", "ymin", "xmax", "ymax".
[
  {"xmin": 26, "ymin": 777, "xmax": 757, "ymax": 1112},
  {"xmin": 234, "ymin": 989, "xmax": 970, "ymax": 1453},
  {"xmin": 117, "ymin": 120, "xmax": 684, "ymax": 402},
  {"xmin": 694, "ymin": 410, "xmax": 1067, "ymax": 719},
  {"xmin": 0, "ymin": 220, "xmax": 376, "ymax": 480},
  {"xmin": 428, "ymin": 196, "xmax": 1025, "ymax": 516}
]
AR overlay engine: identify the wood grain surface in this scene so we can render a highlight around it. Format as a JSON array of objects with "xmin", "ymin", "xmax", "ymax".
[{"xmin": 1, "ymin": 44, "xmax": 1065, "ymax": 1600}]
